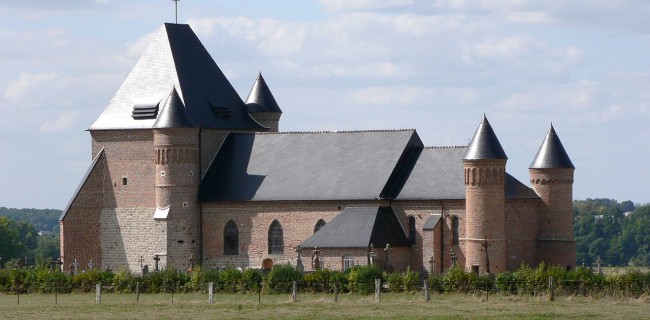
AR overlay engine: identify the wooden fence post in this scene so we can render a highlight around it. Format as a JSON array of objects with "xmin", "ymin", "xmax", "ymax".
[
  {"xmin": 291, "ymin": 281, "xmax": 297, "ymax": 302},
  {"xmin": 334, "ymin": 283, "xmax": 339, "ymax": 303},
  {"xmin": 208, "ymin": 282, "xmax": 214, "ymax": 304},
  {"xmin": 96, "ymin": 283, "xmax": 101, "ymax": 304},
  {"xmin": 424, "ymin": 280, "xmax": 430, "ymax": 301},
  {"xmin": 374, "ymin": 278, "xmax": 381, "ymax": 302},
  {"xmin": 548, "ymin": 276, "xmax": 555, "ymax": 302}
]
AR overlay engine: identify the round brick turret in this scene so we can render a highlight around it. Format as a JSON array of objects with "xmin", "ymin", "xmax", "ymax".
[
  {"xmin": 153, "ymin": 88, "xmax": 201, "ymax": 271},
  {"xmin": 529, "ymin": 125, "xmax": 575, "ymax": 269},
  {"xmin": 462, "ymin": 116, "xmax": 508, "ymax": 274}
]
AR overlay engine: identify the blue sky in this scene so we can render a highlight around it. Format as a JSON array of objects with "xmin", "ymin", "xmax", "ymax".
[{"xmin": 1, "ymin": 0, "xmax": 649, "ymax": 209}]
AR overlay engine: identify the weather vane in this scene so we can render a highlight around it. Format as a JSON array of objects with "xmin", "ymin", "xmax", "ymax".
[{"xmin": 172, "ymin": 0, "xmax": 180, "ymax": 24}]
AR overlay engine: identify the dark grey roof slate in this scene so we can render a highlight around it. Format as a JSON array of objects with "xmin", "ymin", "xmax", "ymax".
[
  {"xmin": 395, "ymin": 147, "xmax": 466, "ymax": 200},
  {"xmin": 505, "ymin": 173, "xmax": 539, "ymax": 199},
  {"xmin": 199, "ymin": 130, "xmax": 422, "ymax": 201},
  {"xmin": 530, "ymin": 125, "xmax": 574, "ymax": 169},
  {"xmin": 153, "ymin": 87, "xmax": 196, "ymax": 128},
  {"xmin": 422, "ymin": 214, "xmax": 442, "ymax": 230},
  {"xmin": 91, "ymin": 23, "xmax": 265, "ymax": 131},
  {"xmin": 300, "ymin": 206, "xmax": 410, "ymax": 248},
  {"xmin": 60, "ymin": 148, "xmax": 105, "ymax": 221},
  {"xmin": 463, "ymin": 115, "xmax": 508, "ymax": 160},
  {"xmin": 245, "ymin": 72, "xmax": 282, "ymax": 113}
]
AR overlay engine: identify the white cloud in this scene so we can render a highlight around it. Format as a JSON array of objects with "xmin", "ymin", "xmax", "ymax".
[
  {"xmin": 4, "ymin": 72, "xmax": 58, "ymax": 101},
  {"xmin": 40, "ymin": 111, "xmax": 77, "ymax": 133},
  {"xmin": 348, "ymin": 86, "xmax": 479, "ymax": 106},
  {"xmin": 318, "ymin": 0, "xmax": 416, "ymax": 12}
]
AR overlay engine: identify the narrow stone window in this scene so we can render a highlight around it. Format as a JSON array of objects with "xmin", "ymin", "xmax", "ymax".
[
  {"xmin": 161, "ymin": 171, "xmax": 165, "ymax": 177},
  {"xmin": 408, "ymin": 216, "xmax": 416, "ymax": 245},
  {"xmin": 452, "ymin": 216, "xmax": 459, "ymax": 245},
  {"xmin": 268, "ymin": 220, "xmax": 284, "ymax": 255},
  {"xmin": 314, "ymin": 219, "xmax": 326, "ymax": 233},
  {"xmin": 182, "ymin": 202, "xmax": 188, "ymax": 208},
  {"xmin": 224, "ymin": 220, "xmax": 239, "ymax": 256},
  {"xmin": 122, "ymin": 177, "xmax": 128, "ymax": 186}
]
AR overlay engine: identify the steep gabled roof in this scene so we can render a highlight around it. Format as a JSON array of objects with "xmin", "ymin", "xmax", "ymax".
[
  {"xmin": 90, "ymin": 23, "xmax": 265, "ymax": 131},
  {"xmin": 463, "ymin": 115, "xmax": 507, "ymax": 160},
  {"xmin": 60, "ymin": 148, "xmax": 105, "ymax": 221},
  {"xmin": 300, "ymin": 206, "xmax": 410, "ymax": 248},
  {"xmin": 530, "ymin": 124, "xmax": 574, "ymax": 169},
  {"xmin": 198, "ymin": 130, "xmax": 423, "ymax": 201},
  {"xmin": 153, "ymin": 87, "xmax": 196, "ymax": 128},
  {"xmin": 245, "ymin": 72, "xmax": 282, "ymax": 113}
]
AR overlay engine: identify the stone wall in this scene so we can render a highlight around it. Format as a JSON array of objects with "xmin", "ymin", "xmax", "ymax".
[{"xmin": 101, "ymin": 207, "xmax": 167, "ymax": 273}]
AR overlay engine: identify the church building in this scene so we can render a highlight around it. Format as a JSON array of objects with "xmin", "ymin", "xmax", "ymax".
[{"xmin": 60, "ymin": 23, "xmax": 576, "ymax": 275}]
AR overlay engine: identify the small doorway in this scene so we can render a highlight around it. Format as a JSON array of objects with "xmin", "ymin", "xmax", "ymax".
[{"xmin": 262, "ymin": 258, "xmax": 273, "ymax": 270}]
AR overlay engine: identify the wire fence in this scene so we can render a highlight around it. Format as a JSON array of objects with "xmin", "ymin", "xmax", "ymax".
[{"xmin": 3, "ymin": 277, "xmax": 649, "ymax": 306}]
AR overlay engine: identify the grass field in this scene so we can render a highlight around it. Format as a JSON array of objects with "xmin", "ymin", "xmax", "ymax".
[{"xmin": 1, "ymin": 292, "xmax": 649, "ymax": 319}]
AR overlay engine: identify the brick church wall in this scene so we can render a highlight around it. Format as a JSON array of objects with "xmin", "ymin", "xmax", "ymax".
[
  {"xmin": 504, "ymin": 199, "xmax": 539, "ymax": 270},
  {"xmin": 60, "ymin": 151, "xmax": 105, "ymax": 272},
  {"xmin": 202, "ymin": 200, "xmax": 386, "ymax": 269}
]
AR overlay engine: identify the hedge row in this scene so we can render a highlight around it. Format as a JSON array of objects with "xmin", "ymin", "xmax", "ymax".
[{"xmin": 0, "ymin": 263, "xmax": 648, "ymax": 297}]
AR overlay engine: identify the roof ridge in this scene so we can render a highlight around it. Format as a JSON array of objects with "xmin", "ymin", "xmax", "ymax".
[
  {"xmin": 236, "ymin": 128, "xmax": 417, "ymax": 135},
  {"xmin": 423, "ymin": 145, "xmax": 467, "ymax": 149}
]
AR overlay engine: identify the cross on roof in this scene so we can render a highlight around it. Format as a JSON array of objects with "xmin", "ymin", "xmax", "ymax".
[{"xmin": 172, "ymin": 0, "xmax": 180, "ymax": 24}]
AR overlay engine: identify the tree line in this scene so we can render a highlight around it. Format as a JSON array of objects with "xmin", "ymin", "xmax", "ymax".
[{"xmin": 574, "ymin": 198, "xmax": 649, "ymax": 267}]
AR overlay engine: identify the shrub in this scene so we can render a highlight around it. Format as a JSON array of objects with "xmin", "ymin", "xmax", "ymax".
[
  {"xmin": 219, "ymin": 268, "xmax": 242, "ymax": 293},
  {"xmin": 240, "ymin": 268, "xmax": 263, "ymax": 292},
  {"xmin": 387, "ymin": 272, "xmax": 404, "ymax": 292},
  {"xmin": 329, "ymin": 270, "xmax": 349, "ymax": 293},
  {"xmin": 265, "ymin": 264, "xmax": 302, "ymax": 293},
  {"xmin": 347, "ymin": 265, "xmax": 383, "ymax": 294},
  {"xmin": 403, "ymin": 267, "xmax": 420, "ymax": 292},
  {"xmin": 303, "ymin": 268, "xmax": 332, "ymax": 293}
]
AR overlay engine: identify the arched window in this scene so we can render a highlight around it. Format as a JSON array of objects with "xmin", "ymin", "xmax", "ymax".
[
  {"xmin": 452, "ymin": 216, "xmax": 459, "ymax": 245},
  {"xmin": 314, "ymin": 219, "xmax": 326, "ymax": 233},
  {"xmin": 224, "ymin": 220, "xmax": 239, "ymax": 255},
  {"xmin": 408, "ymin": 216, "xmax": 416, "ymax": 245},
  {"xmin": 268, "ymin": 220, "xmax": 284, "ymax": 255}
]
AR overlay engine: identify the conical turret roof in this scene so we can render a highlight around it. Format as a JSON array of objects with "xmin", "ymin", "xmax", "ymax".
[
  {"xmin": 90, "ymin": 23, "xmax": 265, "ymax": 131},
  {"xmin": 530, "ymin": 124, "xmax": 574, "ymax": 169},
  {"xmin": 245, "ymin": 72, "xmax": 282, "ymax": 113},
  {"xmin": 463, "ymin": 115, "xmax": 508, "ymax": 160},
  {"xmin": 153, "ymin": 87, "xmax": 196, "ymax": 128}
]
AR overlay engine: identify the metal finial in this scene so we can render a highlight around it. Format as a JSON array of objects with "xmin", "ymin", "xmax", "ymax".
[{"xmin": 172, "ymin": 0, "xmax": 180, "ymax": 24}]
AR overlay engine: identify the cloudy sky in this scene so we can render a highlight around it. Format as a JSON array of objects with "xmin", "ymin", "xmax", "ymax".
[{"xmin": 1, "ymin": 0, "xmax": 649, "ymax": 209}]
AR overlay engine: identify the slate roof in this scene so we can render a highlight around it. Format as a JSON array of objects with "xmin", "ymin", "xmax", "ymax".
[
  {"xmin": 422, "ymin": 214, "xmax": 442, "ymax": 230},
  {"xmin": 530, "ymin": 125, "xmax": 574, "ymax": 169},
  {"xmin": 395, "ymin": 147, "xmax": 466, "ymax": 200},
  {"xmin": 153, "ymin": 87, "xmax": 196, "ymax": 128},
  {"xmin": 505, "ymin": 173, "xmax": 539, "ymax": 199},
  {"xmin": 199, "ymin": 130, "xmax": 423, "ymax": 201},
  {"xmin": 245, "ymin": 72, "xmax": 282, "ymax": 113},
  {"xmin": 463, "ymin": 115, "xmax": 508, "ymax": 160},
  {"xmin": 300, "ymin": 206, "xmax": 410, "ymax": 248},
  {"xmin": 60, "ymin": 148, "xmax": 105, "ymax": 221},
  {"xmin": 90, "ymin": 23, "xmax": 265, "ymax": 131}
]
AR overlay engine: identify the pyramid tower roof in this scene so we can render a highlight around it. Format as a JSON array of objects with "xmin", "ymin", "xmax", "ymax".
[
  {"xmin": 153, "ymin": 87, "xmax": 196, "ymax": 128},
  {"xmin": 245, "ymin": 72, "xmax": 282, "ymax": 113},
  {"xmin": 530, "ymin": 124, "xmax": 574, "ymax": 169},
  {"xmin": 90, "ymin": 23, "xmax": 265, "ymax": 131},
  {"xmin": 463, "ymin": 115, "xmax": 508, "ymax": 160}
]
